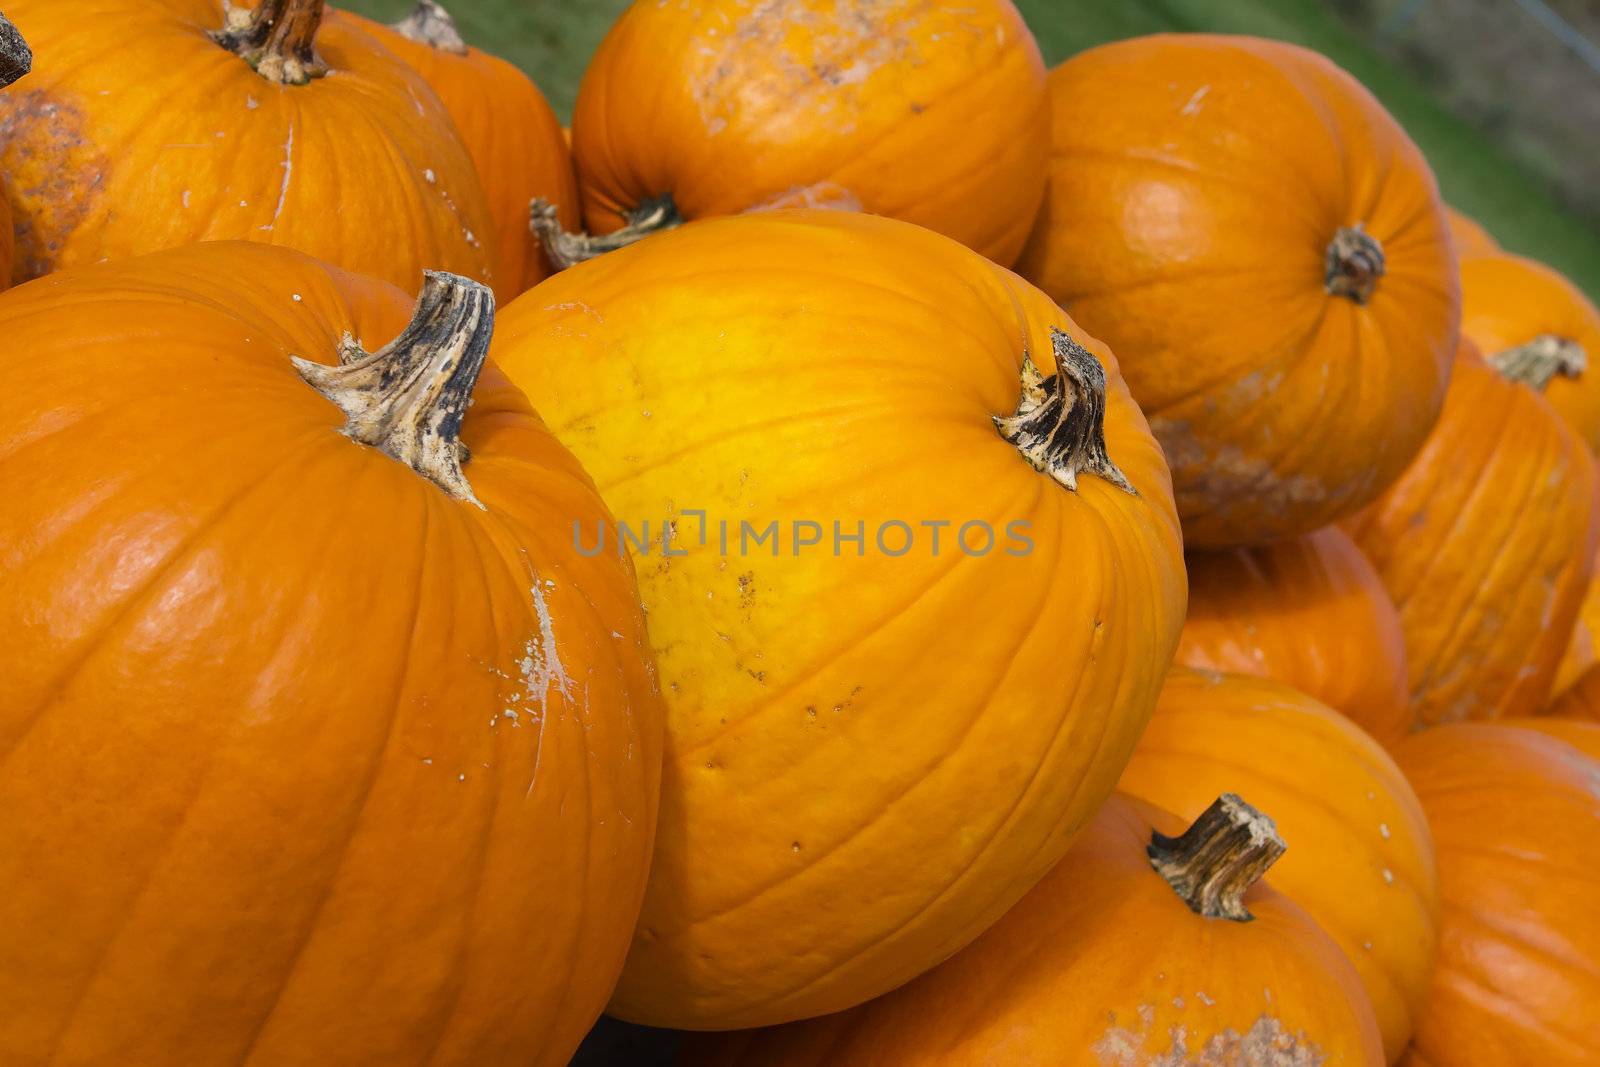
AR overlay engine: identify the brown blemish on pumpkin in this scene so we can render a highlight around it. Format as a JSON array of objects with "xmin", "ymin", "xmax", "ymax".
[
  {"xmin": 1093, "ymin": 1013, "xmax": 1327, "ymax": 1066},
  {"xmin": 0, "ymin": 90, "xmax": 108, "ymax": 283}
]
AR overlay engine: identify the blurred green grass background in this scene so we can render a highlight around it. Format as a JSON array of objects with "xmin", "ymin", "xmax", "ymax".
[{"xmin": 343, "ymin": 0, "xmax": 1600, "ymax": 299}]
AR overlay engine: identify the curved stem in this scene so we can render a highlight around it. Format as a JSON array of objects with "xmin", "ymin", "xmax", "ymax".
[
  {"xmin": 1148, "ymin": 793, "xmax": 1285, "ymax": 922},
  {"xmin": 1324, "ymin": 224, "xmax": 1386, "ymax": 305},
  {"xmin": 394, "ymin": 0, "xmax": 468, "ymax": 54},
  {"xmin": 1488, "ymin": 334, "xmax": 1586, "ymax": 391},
  {"xmin": 294, "ymin": 272, "xmax": 494, "ymax": 507},
  {"xmin": 530, "ymin": 194, "xmax": 682, "ymax": 270},
  {"xmin": 212, "ymin": 0, "xmax": 328, "ymax": 85},
  {"xmin": 993, "ymin": 328, "xmax": 1136, "ymax": 495}
]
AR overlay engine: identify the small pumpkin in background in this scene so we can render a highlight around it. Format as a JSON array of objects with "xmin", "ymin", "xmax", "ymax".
[
  {"xmin": 0, "ymin": 0, "xmax": 496, "ymax": 293},
  {"xmin": 1548, "ymin": 663, "xmax": 1600, "ymax": 722},
  {"xmin": 1345, "ymin": 339, "xmax": 1598, "ymax": 726},
  {"xmin": 551, "ymin": 0, "xmax": 1049, "ymax": 267},
  {"xmin": 1461, "ymin": 252, "xmax": 1600, "ymax": 451},
  {"xmin": 0, "ymin": 242, "xmax": 662, "ymax": 1066},
  {"xmin": 1178, "ymin": 527, "xmax": 1409, "ymax": 744},
  {"xmin": 1017, "ymin": 34, "xmax": 1459, "ymax": 547},
  {"xmin": 1445, "ymin": 206, "xmax": 1499, "ymax": 259},
  {"xmin": 338, "ymin": 0, "xmax": 578, "ymax": 297},
  {"xmin": 680, "ymin": 793, "xmax": 1384, "ymax": 1066},
  {"xmin": 1118, "ymin": 669, "xmax": 1435, "ymax": 1062},
  {"xmin": 1397, "ymin": 725, "xmax": 1600, "ymax": 1067}
]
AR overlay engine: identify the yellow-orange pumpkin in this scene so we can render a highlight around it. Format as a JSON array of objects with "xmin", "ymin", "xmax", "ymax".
[
  {"xmin": 494, "ymin": 209, "xmax": 1187, "ymax": 1028},
  {"xmin": 1018, "ymin": 34, "xmax": 1458, "ymax": 547},
  {"xmin": 1445, "ymin": 206, "xmax": 1499, "ymax": 259},
  {"xmin": 0, "ymin": 242, "xmax": 661, "ymax": 1065}
]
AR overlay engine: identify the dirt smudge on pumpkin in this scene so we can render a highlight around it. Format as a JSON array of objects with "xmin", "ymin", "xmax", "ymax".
[
  {"xmin": 1094, "ymin": 1012, "xmax": 1327, "ymax": 1066},
  {"xmin": 0, "ymin": 89, "xmax": 109, "ymax": 283}
]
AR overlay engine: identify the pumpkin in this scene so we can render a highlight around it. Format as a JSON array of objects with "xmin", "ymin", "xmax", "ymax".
[
  {"xmin": 0, "ymin": 0, "xmax": 496, "ymax": 294},
  {"xmin": 1502, "ymin": 718, "xmax": 1600, "ymax": 761},
  {"xmin": 0, "ymin": 242, "xmax": 662, "ymax": 1065},
  {"xmin": 1017, "ymin": 34, "xmax": 1458, "ymax": 548},
  {"xmin": 546, "ymin": 0, "xmax": 1048, "ymax": 268},
  {"xmin": 680, "ymin": 793, "xmax": 1384, "ymax": 1066},
  {"xmin": 1396, "ymin": 724, "xmax": 1600, "ymax": 1067},
  {"xmin": 1552, "ymin": 542, "xmax": 1600, "ymax": 697},
  {"xmin": 1461, "ymin": 251, "xmax": 1600, "ymax": 452},
  {"xmin": 339, "ymin": 0, "xmax": 578, "ymax": 297},
  {"xmin": 1117, "ymin": 669, "xmax": 1436, "ymax": 1062},
  {"xmin": 493, "ymin": 209, "xmax": 1187, "ymax": 1028},
  {"xmin": 1344, "ymin": 339, "xmax": 1598, "ymax": 726},
  {"xmin": 1548, "ymin": 664, "xmax": 1600, "ymax": 722},
  {"xmin": 1178, "ymin": 527, "xmax": 1409, "ymax": 745},
  {"xmin": 1445, "ymin": 206, "xmax": 1499, "ymax": 259}
]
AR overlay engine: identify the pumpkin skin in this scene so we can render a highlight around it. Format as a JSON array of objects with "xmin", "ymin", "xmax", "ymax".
[
  {"xmin": 1445, "ymin": 206, "xmax": 1499, "ymax": 259},
  {"xmin": 568, "ymin": 0, "xmax": 1049, "ymax": 266},
  {"xmin": 0, "ymin": 0, "xmax": 496, "ymax": 294},
  {"xmin": 1117, "ymin": 669, "xmax": 1437, "ymax": 1063},
  {"xmin": 1396, "ymin": 725, "xmax": 1600, "ymax": 1067},
  {"xmin": 0, "ymin": 242, "xmax": 662, "ymax": 1066},
  {"xmin": 1548, "ymin": 664, "xmax": 1600, "ymax": 722},
  {"xmin": 1018, "ymin": 34, "xmax": 1458, "ymax": 548},
  {"xmin": 340, "ymin": 1, "xmax": 578, "ymax": 297},
  {"xmin": 680, "ymin": 793, "xmax": 1385, "ymax": 1067},
  {"xmin": 1344, "ymin": 340, "xmax": 1599, "ymax": 726},
  {"xmin": 1502, "ymin": 717, "xmax": 1600, "ymax": 761},
  {"xmin": 493, "ymin": 210, "xmax": 1187, "ymax": 1028},
  {"xmin": 1552, "ymin": 543, "xmax": 1600, "ymax": 697},
  {"xmin": 1178, "ymin": 526, "xmax": 1409, "ymax": 745}
]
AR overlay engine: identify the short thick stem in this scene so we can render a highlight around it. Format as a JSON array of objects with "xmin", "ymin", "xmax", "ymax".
[
  {"xmin": 294, "ymin": 272, "xmax": 494, "ymax": 507},
  {"xmin": 213, "ymin": 0, "xmax": 328, "ymax": 85},
  {"xmin": 1148, "ymin": 793, "xmax": 1285, "ymax": 922},
  {"xmin": 0, "ymin": 15, "xmax": 32, "ymax": 88},
  {"xmin": 993, "ymin": 328, "xmax": 1136, "ymax": 495},
  {"xmin": 530, "ymin": 194, "xmax": 682, "ymax": 270},
  {"xmin": 1325, "ymin": 224, "xmax": 1385, "ymax": 304},
  {"xmin": 1488, "ymin": 334, "xmax": 1586, "ymax": 391},
  {"xmin": 395, "ymin": 0, "xmax": 468, "ymax": 54}
]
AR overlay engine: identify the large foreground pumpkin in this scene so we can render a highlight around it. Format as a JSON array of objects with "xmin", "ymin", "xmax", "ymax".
[
  {"xmin": 1345, "ymin": 340, "xmax": 1598, "ymax": 725},
  {"xmin": 494, "ymin": 210, "xmax": 1187, "ymax": 1028},
  {"xmin": 554, "ymin": 0, "xmax": 1048, "ymax": 268},
  {"xmin": 1018, "ymin": 34, "xmax": 1458, "ymax": 547},
  {"xmin": 1178, "ymin": 527, "xmax": 1409, "ymax": 744},
  {"xmin": 0, "ymin": 243, "xmax": 662, "ymax": 1065},
  {"xmin": 1397, "ymin": 725, "xmax": 1600, "ymax": 1066},
  {"xmin": 0, "ymin": 0, "xmax": 495, "ymax": 293},
  {"xmin": 1118, "ymin": 670, "xmax": 1437, "ymax": 1062},
  {"xmin": 680, "ymin": 793, "xmax": 1384, "ymax": 1066}
]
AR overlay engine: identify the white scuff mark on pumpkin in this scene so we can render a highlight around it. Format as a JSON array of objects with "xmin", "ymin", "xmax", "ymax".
[
  {"xmin": 262, "ymin": 122, "xmax": 295, "ymax": 232},
  {"xmin": 458, "ymin": 773, "xmax": 466, "ymax": 782},
  {"xmin": 421, "ymin": 758, "xmax": 432, "ymax": 765},
  {"xmin": 1094, "ymin": 1012, "xmax": 1325, "ymax": 1066},
  {"xmin": 181, "ymin": 190, "xmax": 191, "ymax": 208},
  {"xmin": 1381, "ymin": 868, "xmax": 1394, "ymax": 885},
  {"xmin": 246, "ymin": 95, "xmax": 259, "ymax": 109},
  {"xmin": 1379, "ymin": 822, "xmax": 1390, "ymax": 839},
  {"xmin": 1196, "ymin": 990, "xmax": 1214, "ymax": 1006},
  {"xmin": 292, "ymin": 293, "xmax": 303, "ymax": 302},
  {"xmin": 1180, "ymin": 85, "xmax": 1210, "ymax": 115}
]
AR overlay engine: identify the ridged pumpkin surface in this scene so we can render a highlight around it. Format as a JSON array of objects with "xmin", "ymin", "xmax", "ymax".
[
  {"xmin": 493, "ymin": 210, "xmax": 1187, "ymax": 1028},
  {"xmin": 569, "ymin": 0, "xmax": 1049, "ymax": 266},
  {"xmin": 1445, "ymin": 207, "xmax": 1499, "ymax": 259},
  {"xmin": 1345, "ymin": 341, "xmax": 1599, "ymax": 726},
  {"xmin": 0, "ymin": 242, "xmax": 662, "ymax": 1066},
  {"xmin": 1552, "ymin": 543, "xmax": 1600, "ymax": 697},
  {"xmin": 1548, "ymin": 664, "xmax": 1600, "ymax": 721},
  {"xmin": 1117, "ymin": 669, "xmax": 1437, "ymax": 1062},
  {"xmin": 1018, "ymin": 34, "xmax": 1458, "ymax": 547},
  {"xmin": 1178, "ymin": 527, "xmax": 1409, "ymax": 745}
]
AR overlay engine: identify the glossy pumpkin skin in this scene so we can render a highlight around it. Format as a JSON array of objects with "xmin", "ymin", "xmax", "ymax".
[
  {"xmin": 340, "ymin": 4, "xmax": 578, "ymax": 297},
  {"xmin": 1548, "ymin": 664, "xmax": 1600, "ymax": 722},
  {"xmin": 0, "ymin": 0, "xmax": 496, "ymax": 293},
  {"xmin": 494, "ymin": 210, "xmax": 1187, "ymax": 1028},
  {"xmin": 1118, "ymin": 670, "xmax": 1437, "ymax": 1063},
  {"xmin": 1461, "ymin": 252, "xmax": 1600, "ymax": 451},
  {"xmin": 680, "ymin": 794, "xmax": 1384, "ymax": 1067},
  {"xmin": 570, "ymin": 0, "xmax": 1049, "ymax": 266},
  {"xmin": 1552, "ymin": 543, "xmax": 1600, "ymax": 697},
  {"xmin": 1445, "ymin": 207, "xmax": 1499, "ymax": 259},
  {"xmin": 1502, "ymin": 718, "xmax": 1600, "ymax": 761},
  {"xmin": 1178, "ymin": 527, "xmax": 1409, "ymax": 745},
  {"xmin": 1396, "ymin": 725, "xmax": 1600, "ymax": 1067},
  {"xmin": 1018, "ymin": 35, "xmax": 1458, "ymax": 547},
  {"xmin": 1344, "ymin": 341, "xmax": 1599, "ymax": 726},
  {"xmin": 0, "ymin": 243, "xmax": 662, "ymax": 1066}
]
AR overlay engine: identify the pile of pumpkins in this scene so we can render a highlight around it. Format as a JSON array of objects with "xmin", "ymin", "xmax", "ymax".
[{"xmin": 0, "ymin": 1, "xmax": 1596, "ymax": 1065}]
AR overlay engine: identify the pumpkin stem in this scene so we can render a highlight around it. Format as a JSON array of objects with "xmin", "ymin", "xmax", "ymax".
[
  {"xmin": 293, "ymin": 272, "xmax": 493, "ymax": 508},
  {"xmin": 1324, "ymin": 224, "xmax": 1385, "ymax": 304},
  {"xmin": 1148, "ymin": 793, "xmax": 1285, "ymax": 922},
  {"xmin": 212, "ymin": 0, "xmax": 328, "ymax": 85},
  {"xmin": 993, "ymin": 329, "xmax": 1136, "ymax": 495},
  {"xmin": 1488, "ymin": 334, "xmax": 1587, "ymax": 391},
  {"xmin": 0, "ymin": 14, "xmax": 32, "ymax": 89},
  {"xmin": 530, "ymin": 194, "xmax": 682, "ymax": 270},
  {"xmin": 394, "ymin": 0, "xmax": 468, "ymax": 54}
]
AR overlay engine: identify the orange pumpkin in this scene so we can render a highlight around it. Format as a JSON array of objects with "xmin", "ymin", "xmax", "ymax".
[
  {"xmin": 1503, "ymin": 717, "xmax": 1600, "ymax": 761},
  {"xmin": 1461, "ymin": 252, "xmax": 1600, "ymax": 451},
  {"xmin": 1552, "ymin": 541, "xmax": 1600, "ymax": 697},
  {"xmin": 1396, "ymin": 725, "xmax": 1600, "ymax": 1066},
  {"xmin": 0, "ymin": 242, "xmax": 662, "ymax": 1065},
  {"xmin": 681, "ymin": 793, "xmax": 1384, "ymax": 1066},
  {"xmin": 1118, "ymin": 670, "xmax": 1436, "ymax": 1062},
  {"xmin": 0, "ymin": 0, "xmax": 495, "ymax": 293},
  {"xmin": 554, "ymin": 0, "xmax": 1048, "ymax": 268},
  {"xmin": 494, "ymin": 210, "xmax": 1188, "ymax": 1028},
  {"xmin": 1178, "ymin": 527, "xmax": 1409, "ymax": 744},
  {"xmin": 1344, "ymin": 340, "xmax": 1598, "ymax": 726},
  {"xmin": 1445, "ymin": 206, "xmax": 1499, "ymax": 259},
  {"xmin": 1548, "ymin": 663, "xmax": 1600, "ymax": 722},
  {"xmin": 1017, "ymin": 34, "xmax": 1458, "ymax": 548},
  {"xmin": 339, "ymin": 0, "xmax": 577, "ymax": 297}
]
